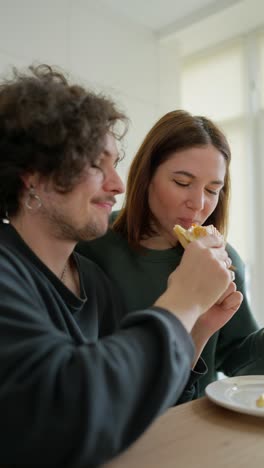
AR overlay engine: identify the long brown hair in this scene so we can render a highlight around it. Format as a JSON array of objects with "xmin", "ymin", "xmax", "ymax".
[{"xmin": 113, "ymin": 110, "xmax": 231, "ymax": 247}]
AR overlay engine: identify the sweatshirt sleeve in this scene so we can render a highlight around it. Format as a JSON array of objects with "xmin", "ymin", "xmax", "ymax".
[
  {"xmin": 176, "ymin": 357, "xmax": 208, "ymax": 404},
  {"xmin": 215, "ymin": 243, "xmax": 264, "ymax": 376},
  {"xmin": 0, "ymin": 250, "xmax": 194, "ymax": 468}
]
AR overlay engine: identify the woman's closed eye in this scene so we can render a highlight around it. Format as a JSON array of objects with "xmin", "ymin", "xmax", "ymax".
[
  {"xmin": 174, "ymin": 180, "xmax": 190, "ymax": 187},
  {"xmin": 206, "ymin": 186, "xmax": 223, "ymax": 196},
  {"xmin": 174, "ymin": 179, "xmax": 221, "ymax": 196},
  {"xmin": 206, "ymin": 188, "xmax": 218, "ymax": 195}
]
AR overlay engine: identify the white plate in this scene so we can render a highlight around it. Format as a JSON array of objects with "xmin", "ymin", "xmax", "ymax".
[{"xmin": 205, "ymin": 375, "xmax": 264, "ymax": 417}]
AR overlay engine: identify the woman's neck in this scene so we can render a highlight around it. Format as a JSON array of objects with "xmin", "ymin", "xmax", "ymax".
[{"xmin": 140, "ymin": 234, "xmax": 177, "ymax": 250}]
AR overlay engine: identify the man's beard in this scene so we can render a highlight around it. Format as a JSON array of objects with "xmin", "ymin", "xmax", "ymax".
[
  {"xmin": 56, "ymin": 219, "xmax": 104, "ymax": 242},
  {"xmin": 41, "ymin": 205, "xmax": 107, "ymax": 242}
]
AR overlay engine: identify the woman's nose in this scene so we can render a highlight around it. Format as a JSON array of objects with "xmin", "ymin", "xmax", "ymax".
[{"xmin": 186, "ymin": 191, "xmax": 205, "ymax": 211}]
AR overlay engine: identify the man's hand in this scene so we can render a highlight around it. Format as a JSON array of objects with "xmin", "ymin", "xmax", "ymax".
[{"xmin": 155, "ymin": 233, "xmax": 235, "ymax": 332}]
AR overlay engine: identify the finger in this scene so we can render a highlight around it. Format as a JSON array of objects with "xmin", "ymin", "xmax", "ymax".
[
  {"xmin": 230, "ymin": 270, "xmax": 235, "ymax": 282},
  {"xmin": 205, "ymin": 225, "xmax": 223, "ymax": 239},
  {"xmin": 197, "ymin": 234, "xmax": 224, "ymax": 248},
  {"xmin": 216, "ymin": 281, "xmax": 236, "ymax": 305},
  {"xmin": 224, "ymin": 257, "xmax": 232, "ymax": 269},
  {"xmin": 221, "ymin": 291, "xmax": 243, "ymax": 312}
]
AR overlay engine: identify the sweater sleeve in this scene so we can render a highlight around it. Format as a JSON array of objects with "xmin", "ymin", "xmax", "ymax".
[
  {"xmin": 215, "ymin": 243, "xmax": 264, "ymax": 376},
  {"xmin": 0, "ymin": 249, "xmax": 194, "ymax": 468}
]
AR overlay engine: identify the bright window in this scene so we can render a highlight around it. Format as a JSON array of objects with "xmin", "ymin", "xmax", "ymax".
[{"xmin": 180, "ymin": 41, "xmax": 248, "ymax": 261}]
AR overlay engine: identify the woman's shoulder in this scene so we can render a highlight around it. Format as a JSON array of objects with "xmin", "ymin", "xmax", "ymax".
[
  {"xmin": 225, "ymin": 242, "xmax": 247, "ymax": 290},
  {"xmin": 225, "ymin": 242, "xmax": 245, "ymax": 270},
  {"xmin": 77, "ymin": 229, "xmax": 120, "ymax": 255},
  {"xmin": 109, "ymin": 210, "xmax": 120, "ymax": 224}
]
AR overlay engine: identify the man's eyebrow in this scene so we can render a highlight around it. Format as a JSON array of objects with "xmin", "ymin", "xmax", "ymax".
[
  {"xmin": 103, "ymin": 149, "xmax": 121, "ymax": 164},
  {"xmin": 172, "ymin": 171, "xmax": 224, "ymax": 185}
]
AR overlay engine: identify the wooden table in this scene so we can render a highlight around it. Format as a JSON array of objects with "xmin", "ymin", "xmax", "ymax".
[{"xmin": 104, "ymin": 397, "xmax": 264, "ymax": 468}]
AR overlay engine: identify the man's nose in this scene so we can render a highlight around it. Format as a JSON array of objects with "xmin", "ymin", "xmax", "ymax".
[{"xmin": 103, "ymin": 168, "xmax": 125, "ymax": 195}]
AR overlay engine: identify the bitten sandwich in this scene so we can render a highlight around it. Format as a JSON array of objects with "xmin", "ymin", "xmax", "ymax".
[{"xmin": 173, "ymin": 224, "xmax": 221, "ymax": 248}]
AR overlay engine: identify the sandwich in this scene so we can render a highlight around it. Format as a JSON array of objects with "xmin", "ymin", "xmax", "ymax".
[
  {"xmin": 173, "ymin": 223, "xmax": 236, "ymax": 279},
  {"xmin": 173, "ymin": 224, "xmax": 216, "ymax": 249}
]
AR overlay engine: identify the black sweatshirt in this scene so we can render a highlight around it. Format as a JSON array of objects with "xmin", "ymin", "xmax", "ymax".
[{"xmin": 0, "ymin": 223, "xmax": 195, "ymax": 468}]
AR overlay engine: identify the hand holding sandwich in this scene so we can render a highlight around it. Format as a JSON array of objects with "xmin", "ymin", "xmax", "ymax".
[{"xmin": 155, "ymin": 229, "xmax": 239, "ymax": 333}]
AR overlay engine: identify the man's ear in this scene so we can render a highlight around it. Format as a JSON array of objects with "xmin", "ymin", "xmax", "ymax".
[{"xmin": 20, "ymin": 172, "xmax": 40, "ymax": 190}]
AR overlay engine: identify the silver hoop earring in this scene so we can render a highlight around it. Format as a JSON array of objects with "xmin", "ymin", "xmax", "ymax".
[
  {"xmin": 25, "ymin": 186, "xmax": 42, "ymax": 211},
  {"xmin": 2, "ymin": 210, "xmax": 10, "ymax": 224}
]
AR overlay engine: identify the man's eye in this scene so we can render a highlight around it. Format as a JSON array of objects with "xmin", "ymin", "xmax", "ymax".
[
  {"xmin": 91, "ymin": 163, "xmax": 103, "ymax": 172},
  {"xmin": 89, "ymin": 163, "xmax": 105, "ymax": 179}
]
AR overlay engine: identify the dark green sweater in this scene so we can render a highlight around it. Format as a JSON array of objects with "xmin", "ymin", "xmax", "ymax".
[
  {"xmin": 0, "ymin": 223, "xmax": 195, "ymax": 468},
  {"xmin": 77, "ymin": 215, "xmax": 264, "ymax": 398}
]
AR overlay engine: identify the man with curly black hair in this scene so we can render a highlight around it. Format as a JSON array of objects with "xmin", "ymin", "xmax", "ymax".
[{"xmin": 0, "ymin": 64, "xmax": 234, "ymax": 468}]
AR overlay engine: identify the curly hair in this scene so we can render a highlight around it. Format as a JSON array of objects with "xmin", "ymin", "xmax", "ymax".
[{"xmin": 0, "ymin": 64, "xmax": 127, "ymax": 218}]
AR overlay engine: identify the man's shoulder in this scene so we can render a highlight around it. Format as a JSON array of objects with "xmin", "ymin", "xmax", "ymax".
[{"xmin": 0, "ymin": 240, "xmax": 25, "ymax": 271}]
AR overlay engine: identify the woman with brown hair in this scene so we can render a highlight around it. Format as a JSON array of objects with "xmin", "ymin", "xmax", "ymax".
[{"xmin": 77, "ymin": 109, "xmax": 259, "ymax": 399}]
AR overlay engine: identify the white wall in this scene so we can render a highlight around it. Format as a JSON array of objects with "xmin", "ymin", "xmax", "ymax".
[
  {"xmin": 0, "ymin": 0, "xmax": 161, "ymax": 207},
  {"xmin": 158, "ymin": 42, "xmax": 181, "ymax": 115},
  {"xmin": 161, "ymin": 0, "xmax": 264, "ymax": 56}
]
